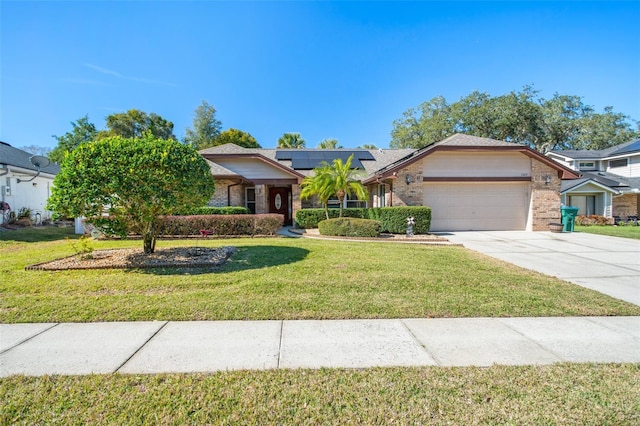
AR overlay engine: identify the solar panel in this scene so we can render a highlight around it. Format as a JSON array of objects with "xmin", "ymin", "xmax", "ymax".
[{"xmin": 277, "ymin": 149, "xmax": 375, "ymax": 170}]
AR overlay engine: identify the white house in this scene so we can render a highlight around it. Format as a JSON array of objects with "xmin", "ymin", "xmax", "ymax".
[
  {"xmin": 0, "ymin": 141, "xmax": 60, "ymax": 224},
  {"xmin": 547, "ymin": 139, "xmax": 640, "ymax": 220}
]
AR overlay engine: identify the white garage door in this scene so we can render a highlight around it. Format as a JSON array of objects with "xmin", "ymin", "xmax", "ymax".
[{"xmin": 424, "ymin": 182, "xmax": 530, "ymax": 231}]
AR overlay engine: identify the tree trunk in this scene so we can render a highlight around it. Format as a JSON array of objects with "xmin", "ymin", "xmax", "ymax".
[
  {"xmin": 143, "ymin": 233, "xmax": 156, "ymax": 254},
  {"xmin": 337, "ymin": 190, "xmax": 345, "ymax": 217}
]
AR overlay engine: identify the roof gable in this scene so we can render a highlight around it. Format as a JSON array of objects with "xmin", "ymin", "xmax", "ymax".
[{"xmin": 363, "ymin": 133, "xmax": 579, "ymax": 183}]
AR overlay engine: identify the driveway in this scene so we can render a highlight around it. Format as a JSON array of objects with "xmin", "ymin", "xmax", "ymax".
[{"xmin": 439, "ymin": 231, "xmax": 640, "ymax": 306}]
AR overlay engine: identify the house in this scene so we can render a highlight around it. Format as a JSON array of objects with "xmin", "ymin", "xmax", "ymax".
[
  {"xmin": 0, "ymin": 141, "xmax": 60, "ymax": 224},
  {"xmin": 200, "ymin": 133, "xmax": 578, "ymax": 231},
  {"xmin": 546, "ymin": 139, "xmax": 640, "ymax": 220}
]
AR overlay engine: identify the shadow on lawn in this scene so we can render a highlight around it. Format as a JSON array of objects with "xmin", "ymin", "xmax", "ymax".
[{"xmin": 132, "ymin": 245, "xmax": 310, "ymax": 276}]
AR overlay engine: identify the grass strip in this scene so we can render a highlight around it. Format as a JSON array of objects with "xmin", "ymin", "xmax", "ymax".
[
  {"xmin": 575, "ymin": 225, "xmax": 640, "ymax": 240},
  {"xmin": 1, "ymin": 364, "xmax": 638, "ymax": 425}
]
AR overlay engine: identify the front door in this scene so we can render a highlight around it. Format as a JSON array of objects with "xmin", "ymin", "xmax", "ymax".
[{"xmin": 269, "ymin": 187, "xmax": 291, "ymax": 225}]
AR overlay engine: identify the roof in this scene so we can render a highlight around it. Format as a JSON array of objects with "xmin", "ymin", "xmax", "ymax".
[
  {"xmin": 363, "ymin": 133, "xmax": 579, "ymax": 183},
  {"xmin": 200, "ymin": 144, "xmax": 414, "ymax": 179},
  {"xmin": 0, "ymin": 141, "xmax": 60, "ymax": 175},
  {"xmin": 549, "ymin": 138, "xmax": 640, "ymax": 160}
]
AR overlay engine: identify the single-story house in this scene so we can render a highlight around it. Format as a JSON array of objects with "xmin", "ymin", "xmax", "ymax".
[
  {"xmin": 200, "ymin": 133, "xmax": 579, "ymax": 231},
  {"xmin": 546, "ymin": 139, "xmax": 640, "ymax": 220},
  {"xmin": 0, "ymin": 141, "xmax": 60, "ymax": 224}
]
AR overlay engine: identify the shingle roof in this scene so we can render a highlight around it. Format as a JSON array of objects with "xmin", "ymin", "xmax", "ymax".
[
  {"xmin": 437, "ymin": 133, "xmax": 522, "ymax": 147},
  {"xmin": 550, "ymin": 138, "xmax": 640, "ymax": 160},
  {"xmin": 0, "ymin": 141, "xmax": 60, "ymax": 175},
  {"xmin": 200, "ymin": 144, "xmax": 414, "ymax": 179}
]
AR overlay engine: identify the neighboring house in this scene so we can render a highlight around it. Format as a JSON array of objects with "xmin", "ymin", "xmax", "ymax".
[
  {"xmin": 200, "ymin": 133, "xmax": 578, "ymax": 231},
  {"xmin": 0, "ymin": 141, "xmax": 60, "ymax": 224},
  {"xmin": 546, "ymin": 139, "xmax": 640, "ymax": 220}
]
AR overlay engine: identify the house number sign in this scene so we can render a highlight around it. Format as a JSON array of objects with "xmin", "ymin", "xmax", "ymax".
[{"xmin": 274, "ymin": 193, "xmax": 282, "ymax": 210}]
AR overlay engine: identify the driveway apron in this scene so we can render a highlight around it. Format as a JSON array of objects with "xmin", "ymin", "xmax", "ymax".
[{"xmin": 440, "ymin": 231, "xmax": 640, "ymax": 306}]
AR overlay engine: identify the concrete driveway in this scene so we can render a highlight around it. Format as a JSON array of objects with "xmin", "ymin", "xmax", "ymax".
[{"xmin": 439, "ymin": 231, "xmax": 640, "ymax": 306}]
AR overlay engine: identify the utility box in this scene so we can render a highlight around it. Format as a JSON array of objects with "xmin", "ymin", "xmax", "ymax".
[{"xmin": 561, "ymin": 206, "xmax": 579, "ymax": 232}]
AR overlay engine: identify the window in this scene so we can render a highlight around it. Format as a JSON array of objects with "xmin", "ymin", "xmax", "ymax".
[
  {"xmin": 245, "ymin": 188, "xmax": 256, "ymax": 213},
  {"xmin": 578, "ymin": 161, "xmax": 595, "ymax": 170},
  {"xmin": 609, "ymin": 158, "xmax": 628, "ymax": 169},
  {"xmin": 327, "ymin": 193, "xmax": 368, "ymax": 209}
]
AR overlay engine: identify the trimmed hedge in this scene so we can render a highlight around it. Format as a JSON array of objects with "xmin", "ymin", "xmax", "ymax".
[
  {"xmin": 295, "ymin": 208, "xmax": 367, "ymax": 229},
  {"xmin": 366, "ymin": 207, "xmax": 431, "ymax": 234},
  {"xmin": 295, "ymin": 206, "xmax": 431, "ymax": 233},
  {"xmin": 93, "ymin": 214, "xmax": 283, "ymax": 237},
  {"xmin": 318, "ymin": 217, "xmax": 382, "ymax": 237},
  {"xmin": 174, "ymin": 206, "xmax": 250, "ymax": 215}
]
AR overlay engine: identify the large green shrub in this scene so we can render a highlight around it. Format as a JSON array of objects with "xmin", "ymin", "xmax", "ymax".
[
  {"xmin": 366, "ymin": 207, "xmax": 431, "ymax": 233},
  {"xmin": 318, "ymin": 217, "xmax": 382, "ymax": 237},
  {"xmin": 295, "ymin": 208, "xmax": 366, "ymax": 228}
]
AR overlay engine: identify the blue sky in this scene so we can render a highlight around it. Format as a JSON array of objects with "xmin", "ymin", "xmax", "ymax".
[{"xmin": 1, "ymin": 1, "xmax": 638, "ymax": 150}]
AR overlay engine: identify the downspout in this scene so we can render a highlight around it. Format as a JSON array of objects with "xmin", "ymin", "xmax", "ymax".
[
  {"xmin": 227, "ymin": 180, "xmax": 243, "ymax": 206},
  {"xmin": 0, "ymin": 165, "xmax": 9, "ymax": 177}
]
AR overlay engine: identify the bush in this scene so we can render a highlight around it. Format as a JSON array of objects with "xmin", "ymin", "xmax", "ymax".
[
  {"xmin": 366, "ymin": 207, "xmax": 431, "ymax": 234},
  {"xmin": 318, "ymin": 217, "xmax": 382, "ymax": 237},
  {"xmin": 93, "ymin": 214, "xmax": 283, "ymax": 237},
  {"xmin": 174, "ymin": 206, "xmax": 250, "ymax": 215},
  {"xmin": 575, "ymin": 215, "xmax": 614, "ymax": 226},
  {"xmin": 295, "ymin": 208, "xmax": 366, "ymax": 228}
]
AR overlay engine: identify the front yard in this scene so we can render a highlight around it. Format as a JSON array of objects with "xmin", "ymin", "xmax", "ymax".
[
  {"xmin": 2, "ymin": 227, "xmax": 639, "ymax": 424},
  {"xmin": 1, "ymin": 228, "xmax": 639, "ymax": 323}
]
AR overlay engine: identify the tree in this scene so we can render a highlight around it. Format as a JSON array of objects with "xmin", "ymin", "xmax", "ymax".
[
  {"xmin": 317, "ymin": 138, "xmax": 342, "ymax": 149},
  {"xmin": 183, "ymin": 101, "xmax": 223, "ymax": 149},
  {"xmin": 47, "ymin": 135, "xmax": 215, "ymax": 254},
  {"xmin": 357, "ymin": 144, "xmax": 378, "ymax": 149},
  {"xmin": 391, "ymin": 96, "xmax": 456, "ymax": 148},
  {"xmin": 390, "ymin": 88, "xmax": 639, "ymax": 151},
  {"xmin": 214, "ymin": 128, "xmax": 261, "ymax": 148},
  {"xmin": 300, "ymin": 154, "xmax": 368, "ymax": 218},
  {"xmin": 300, "ymin": 162, "xmax": 334, "ymax": 219},
  {"xmin": 277, "ymin": 132, "xmax": 306, "ymax": 148},
  {"xmin": 101, "ymin": 109, "xmax": 176, "ymax": 140},
  {"xmin": 330, "ymin": 155, "xmax": 368, "ymax": 217},
  {"xmin": 20, "ymin": 145, "xmax": 51, "ymax": 156},
  {"xmin": 49, "ymin": 116, "xmax": 98, "ymax": 163}
]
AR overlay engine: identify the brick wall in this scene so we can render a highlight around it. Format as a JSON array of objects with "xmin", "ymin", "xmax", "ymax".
[
  {"xmin": 389, "ymin": 162, "xmax": 424, "ymax": 206},
  {"xmin": 530, "ymin": 160, "xmax": 562, "ymax": 231},
  {"xmin": 207, "ymin": 179, "xmax": 245, "ymax": 208},
  {"xmin": 613, "ymin": 194, "xmax": 639, "ymax": 218}
]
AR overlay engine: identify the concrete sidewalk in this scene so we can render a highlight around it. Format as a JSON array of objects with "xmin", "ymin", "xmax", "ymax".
[
  {"xmin": 2, "ymin": 317, "xmax": 639, "ymax": 377},
  {"xmin": 440, "ymin": 231, "xmax": 640, "ymax": 306}
]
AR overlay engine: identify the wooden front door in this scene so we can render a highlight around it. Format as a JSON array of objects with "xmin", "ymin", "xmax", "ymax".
[{"xmin": 269, "ymin": 187, "xmax": 291, "ymax": 225}]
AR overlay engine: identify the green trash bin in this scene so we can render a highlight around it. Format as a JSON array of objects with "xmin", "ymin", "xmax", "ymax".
[{"xmin": 561, "ymin": 206, "xmax": 579, "ymax": 232}]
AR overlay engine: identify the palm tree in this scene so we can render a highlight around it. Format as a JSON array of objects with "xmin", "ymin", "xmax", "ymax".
[
  {"xmin": 317, "ymin": 138, "xmax": 342, "ymax": 149},
  {"xmin": 300, "ymin": 163, "xmax": 334, "ymax": 219},
  {"xmin": 300, "ymin": 154, "xmax": 368, "ymax": 219},
  {"xmin": 330, "ymin": 155, "xmax": 368, "ymax": 217},
  {"xmin": 277, "ymin": 132, "xmax": 306, "ymax": 148}
]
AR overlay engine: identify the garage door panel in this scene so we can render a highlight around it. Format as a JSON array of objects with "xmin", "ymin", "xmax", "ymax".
[{"xmin": 424, "ymin": 182, "xmax": 529, "ymax": 231}]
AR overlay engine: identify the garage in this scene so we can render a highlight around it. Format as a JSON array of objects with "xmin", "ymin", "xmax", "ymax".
[{"xmin": 424, "ymin": 182, "xmax": 530, "ymax": 231}]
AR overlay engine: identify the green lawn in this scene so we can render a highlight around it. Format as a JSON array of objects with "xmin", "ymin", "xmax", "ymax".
[
  {"xmin": 2, "ymin": 364, "xmax": 638, "ymax": 425},
  {"xmin": 1, "ymin": 227, "xmax": 639, "ymax": 323},
  {"xmin": 576, "ymin": 224, "xmax": 640, "ymax": 240}
]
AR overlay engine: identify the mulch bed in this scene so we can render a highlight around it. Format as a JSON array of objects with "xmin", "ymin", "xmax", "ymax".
[{"xmin": 25, "ymin": 246, "xmax": 237, "ymax": 271}]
